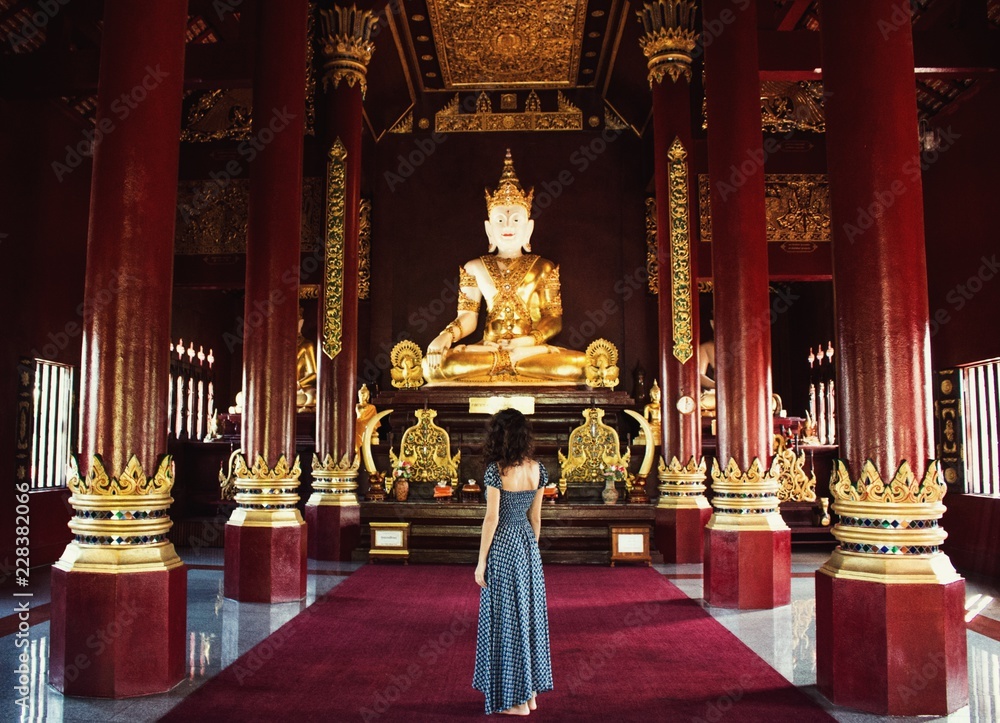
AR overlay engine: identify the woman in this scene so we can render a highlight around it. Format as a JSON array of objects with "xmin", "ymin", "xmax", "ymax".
[{"xmin": 472, "ymin": 408, "xmax": 553, "ymax": 716}]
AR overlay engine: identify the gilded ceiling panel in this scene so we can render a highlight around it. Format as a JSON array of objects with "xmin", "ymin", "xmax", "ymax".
[{"xmin": 425, "ymin": 0, "xmax": 589, "ymax": 89}]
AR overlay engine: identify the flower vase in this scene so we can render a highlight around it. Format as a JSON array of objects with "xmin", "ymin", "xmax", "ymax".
[
  {"xmin": 602, "ymin": 479, "xmax": 619, "ymax": 505},
  {"xmin": 394, "ymin": 478, "xmax": 409, "ymax": 502}
]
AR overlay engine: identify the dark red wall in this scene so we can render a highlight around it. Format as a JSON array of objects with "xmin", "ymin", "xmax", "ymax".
[
  {"xmin": 1, "ymin": 99, "xmax": 91, "ymax": 568},
  {"xmin": 925, "ymin": 77, "xmax": 1000, "ymax": 370}
]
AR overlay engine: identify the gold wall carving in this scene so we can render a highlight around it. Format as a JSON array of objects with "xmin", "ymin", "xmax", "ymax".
[
  {"xmin": 645, "ymin": 197, "xmax": 658, "ymax": 294},
  {"xmin": 435, "ymin": 90, "xmax": 582, "ymax": 133},
  {"xmin": 761, "ymin": 81, "xmax": 825, "ymax": 133},
  {"xmin": 174, "ymin": 178, "xmax": 322, "ymax": 255},
  {"xmin": 389, "ymin": 409, "xmax": 461, "ymax": 486},
  {"xmin": 698, "ymin": 174, "xmax": 830, "ymax": 242},
  {"xmin": 558, "ymin": 408, "xmax": 630, "ymax": 490},
  {"xmin": 667, "ymin": 138, "xmax": 694, "ymax": 364},
  {"xmin": 425, "ymin": 0, "xmax": 588, "ymax": 89},
  {"xmin": 359, "ymin": 198, "xmax": 372, "ymax": 300},
  {"xmin": 323, "ymin": 140, "xmax": 347, "ymax": 360}
]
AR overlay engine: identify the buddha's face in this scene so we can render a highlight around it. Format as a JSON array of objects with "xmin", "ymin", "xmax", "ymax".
[{"xmin": 485, "ymin": 203, "xmax": 534, "ymax": 256}]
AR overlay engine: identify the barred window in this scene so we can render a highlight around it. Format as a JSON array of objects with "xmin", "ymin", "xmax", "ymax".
[
  {"xmin": 30, "ymin": 359, "xmax": 75, "ymax": 489},
  {"xmin": 962, "ymin": 359, "xmax": 1000, "ymax": 496}
]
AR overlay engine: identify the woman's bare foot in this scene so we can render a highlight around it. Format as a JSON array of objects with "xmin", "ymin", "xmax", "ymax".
[
  {"xmin": 528, "ymin": 694, "xmax": 537, "ymax": 711},
  {"xmin": 499, "ymin": 703, "xmax": 530, "ymax": 716}
]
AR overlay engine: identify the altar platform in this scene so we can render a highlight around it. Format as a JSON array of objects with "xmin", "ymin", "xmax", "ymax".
[{"xmin": 356, "ymin": 500, "xmax": 659, "ymax": 565}]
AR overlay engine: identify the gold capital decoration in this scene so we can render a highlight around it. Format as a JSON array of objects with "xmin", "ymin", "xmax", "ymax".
[
  {"xmin": 637, "ymin": 0, "xmax": 697, "ymax": 84},
  {"xmin": 656, "ymin": 456, "xmax": 709, "ymax": 510},
  {"xmin": 221, "ymin": 452, "xmax": 304, "ymax": 528},
  {"xmin": 322, "ymin": 139, "xmax": 347, "ymax": 360},
  {"xmin": 667, "ymin": 138, "xmax": 694, "ymax": 364},
  {"xmin": 56, "ymin": 454, "xmax": 182, "ymax": 573},
  {"xmin": 819, "ymin": 459, "xmax": 960, "ymax": 585},
  {"xmin": 706, "ymin": 458, "xmax": 788, "ymax": 532},
  {"xmin": 317, "ymin": 5, "xmax": 377, "ymax": 96},
  {"xmin": 309, "ymin": 452, "xmax": 361, "ymax": 507}
]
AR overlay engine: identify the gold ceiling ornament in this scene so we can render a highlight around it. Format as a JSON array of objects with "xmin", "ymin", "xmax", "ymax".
[
  {"xmin": 698, "ymin": 174, "xmax": 830, "ymax": 242},
  {"xmin": 322, "ymin": 140, "xmax": 347, "ymax": 360},
  {"xmin": 706, "ymin": 458, "xmax": 788, "ymax": 532},
  {"xmin": 387, "ymin": 110, "xmax": 413, "ymax": 134},
  {"xmin": 174, "ymin": 178, "xmax": 322, "ymax": 255},
  {"xmin": 390, "ymin": 340, "xmax": 426, "ymax": 388},
  {"xmin": 761, "ymin": 81, "xmax": 825, "ymax": 133},
  {"xmin": 485, "ymin": 148, "xmax": 534, "ymax": 213},
  {"xmin": 425, "ymin": 0, "xmax": 588, "ymax": 89},
  {"xmin": 67, "ymin": 453, "xmax": 174, "ymax": 497},
  {"xmin": 299, "ymin": 284, "xmax": 320, "ymax": 300},
  {"xmin": 57, "ymin": 454, "xmax": 182, "ymax": 573},
  {"xmin": 317, "ymin": 4, "xmax": 377, "ymax": 96},
  {"xmin": 309, "ymin": 452, "xmax": 361, "ymax": 506},
  {"xmin": 820, "ymin": 459, "xmax": 959, "ymax": 585},
  {"xmin": 220, "ymin": 451, "xmax": 304, "ymax": 528},
  {"xmin": 656, "ymin": 455, "xmax": 709, "ymax": 510},
  {"xmin": 667, "ymin": 137, "xmax": 694, "ymax": 364},
  {"xmin": 389, "ymin": 409, "xmax": 461, "ymax": 486},
  {"xmin": 584, "ymin": 339, "xmax": 620, "ymax": 389},
  {"xmin": 435, "ymin": 90, "xmax": 583, "ymax": 133},
  {"xmin": 604, "ymin": 104, "xmax": 629, "ymax": 131},
  {"xmin": 637, "ymin": 0, "xmax": 698, "ymax": 84},
  {"xmin": 769, "ymin": 437, "xmax": 817, "ymax": 503},
  {"xmin": 558, "ymin": 408, "xmax": 631, "ymax": 494},
  {"xmin": 358, "ymin": 198, "xmax": 372, "ymax": 300}
]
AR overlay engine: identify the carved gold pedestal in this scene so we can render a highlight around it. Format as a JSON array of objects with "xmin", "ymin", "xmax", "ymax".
[
  {"xmin": 816, "ymin": 460, "xmax": 968, "ymax": 715},
  {"xmin": 50, "ymin": 454, "xmax": 186, "ymax": 696}
]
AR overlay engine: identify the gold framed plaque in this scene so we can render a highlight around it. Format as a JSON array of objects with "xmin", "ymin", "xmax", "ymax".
[
  {"xmin": 369, "ymin": 522, "xmax": 411, "ymax": 564},
  {"xmin": 609, "ymin": 525, "xmax": 651, "ymax": 567}
]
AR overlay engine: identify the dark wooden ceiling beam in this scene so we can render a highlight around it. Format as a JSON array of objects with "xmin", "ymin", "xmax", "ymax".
[{"xmin": 776, "ymin": 0, "xmax": 814, "ymax": 32}]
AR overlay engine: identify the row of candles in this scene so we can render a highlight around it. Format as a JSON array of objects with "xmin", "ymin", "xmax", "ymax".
[{"xmin": 807, "ymin": 342, "xmax": 836, "ymax": 445}]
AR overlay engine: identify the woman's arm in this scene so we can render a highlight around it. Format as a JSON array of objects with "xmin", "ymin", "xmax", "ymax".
[
  {"xmin": 474, "ymin": 486, "xmax": 500, "ymax": 588},
  {"xmin": 529, "ymin": 488, "xmax": 544, "ymax": 542}
]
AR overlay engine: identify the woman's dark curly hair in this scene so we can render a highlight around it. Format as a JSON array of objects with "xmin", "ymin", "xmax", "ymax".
[{"xmin": 483, "ymin": 408, "xmax": 534, "ymax": 473}]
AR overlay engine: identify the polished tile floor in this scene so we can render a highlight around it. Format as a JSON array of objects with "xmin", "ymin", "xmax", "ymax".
[{"xmin": 1, "ymin": 548, "xmax": 997, "ymax": 722}]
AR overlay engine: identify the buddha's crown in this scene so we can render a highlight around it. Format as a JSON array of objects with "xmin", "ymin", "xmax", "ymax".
[{"xmin": 485, "ymin": 149, "xmax": 534, "ymax": 214}]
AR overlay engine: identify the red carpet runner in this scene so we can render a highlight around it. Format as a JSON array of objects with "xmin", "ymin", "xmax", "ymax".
[{"xmin": 161, "ymin": 565, "xmax": 834, "ymax": 722}]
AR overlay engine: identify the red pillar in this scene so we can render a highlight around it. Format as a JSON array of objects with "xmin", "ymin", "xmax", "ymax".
[
  {"xmin": 702, "ymin": 0, "xmax": 790, "ymax": 609},
  {"xmin": 48, "ymin": 0, "xmax": 188, "ymax": 697},
  {"xmin": 815, "ymin": 0, "xmax": 967, "ymax": 714},
  {"xmin": 224, "ymin": 0, "xmax": 309, "ymax": 603},
  {"xmin": 307, "ymin": 5, "xmax": 376, "ymax": 561},
  {"xmin": 638, "ymin": 1, "xmax": 710, "ymax": 563}
]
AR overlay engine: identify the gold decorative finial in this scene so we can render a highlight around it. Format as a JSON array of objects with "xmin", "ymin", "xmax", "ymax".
[
  {"xmin": 318, "ymin": 4, "xmax": 378, "ymax": 95},
  {"xmin": 485, "ymin": 149, "xmax": 534, "ymax": 214},
  {"xmin": 637, "ymin": 1, "xmax": 697, "ymax": 84}
]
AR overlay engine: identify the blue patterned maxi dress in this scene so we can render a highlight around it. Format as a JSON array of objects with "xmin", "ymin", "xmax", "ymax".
[{"xmin": 472, "ymin": 461, "xmax": 554, "ymax": 714}]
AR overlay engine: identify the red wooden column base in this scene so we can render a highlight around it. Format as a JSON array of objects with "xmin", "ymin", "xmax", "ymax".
[
  {"xmin": 816, "ymin": 573, "xmax": 968, "ymax": 715},
  {"xmin": 49, "ymin": 566, "xmax": 186, "ymax": 697},
  {"xmin": 655, "ymin": 507, "xmax": 712, "ymax": 563},
  {"xmin": 224, "ymin": 523, "xmax": 307, "ymax": 603},
  {"xmin": 306, "ymin": 504, "xmax": 360, "ymax": 561},
  {"xmin": 704, "ymin": 528, "xmax": 792, "ymax": 608}
]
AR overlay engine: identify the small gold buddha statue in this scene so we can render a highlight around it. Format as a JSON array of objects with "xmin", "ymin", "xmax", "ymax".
[
  {"xmin": 423, "ymin": 149, "xmax": 588, "ymax": 384},
  {"xmin": 636, "ymin": 379, "xmax": 662, "ymax": 447},
  {"xmin": 354, "ymin": 383, "xmax": 379, "ymax": 451},
  {"xmin": 296, "ymin": 307, "xmax": 318, "ymax": 411}
]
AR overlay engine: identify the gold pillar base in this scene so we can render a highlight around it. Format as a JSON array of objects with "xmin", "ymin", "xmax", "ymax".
[
  {"xmin": 820, "ymin": 459, "xmax": 959, "ymax": 584},
  {"xmin": 55, "ymin": 454, "xmax": 183, "ymax": 573},
  {"xmin": 308, "ymin": 452, "xmax": 360, "ymax": 507},
  {"xmin": 656, "ymin": 456, "xmax": 709, "ymax": 509},
  {"xmin": 222, "ymin": 452, "xmax": 305, "ymax": 526},
  {"xmin": 705, "ymin": 457, "xmax": 789, "ymax": 532}
]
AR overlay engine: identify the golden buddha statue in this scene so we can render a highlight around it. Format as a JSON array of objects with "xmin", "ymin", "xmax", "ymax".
[
  {"xmin": 636, "ymin": 379, "xmax": 662, "ymax": 447},
  {"xmin": 354, "ymin": 383, "xmax": 379, "ymax": 451},
  {"xmin": 422, "ymin": 149, "xmax": 589, "ymax": 385},
  {"xmin": 296, "ymin": 307, "xmax": 317, "ymax": 411}
]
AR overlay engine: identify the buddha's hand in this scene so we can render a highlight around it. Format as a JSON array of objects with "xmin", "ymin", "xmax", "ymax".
[{"xmin": 426, "ymin": 332, "xmax": 453, "ymax": 371}]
